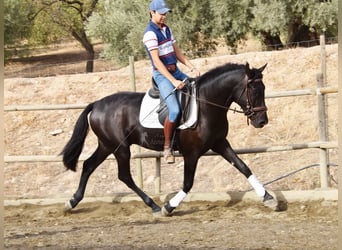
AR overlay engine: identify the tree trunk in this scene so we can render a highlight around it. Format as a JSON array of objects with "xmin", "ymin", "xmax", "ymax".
[
  {"xmin": 71, "ymin": 30, "xmax": 95, "ymax": 73},
  {"xmin": 85, "ymin": 47, "xmax": 95, "ymax": 73},
  {"xmin": 260, "ymin": 31, "xmax": 283, "ymax": 50},
  {"xmin": 288, "ymin": 22, "xmax": 319, "ymax": 47}
]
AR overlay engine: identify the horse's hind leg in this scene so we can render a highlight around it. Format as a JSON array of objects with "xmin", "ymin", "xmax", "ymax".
[
  {"xmin": 212, "ymin": 139, "xmax": 278, "ymax": 211},
  {"xmin": 65, "ymin": 145, "xmax": 110, "ymax": 211},
  {"xmin": 115, "ymin": 149, "xmax": 161, "ymax": 214}
]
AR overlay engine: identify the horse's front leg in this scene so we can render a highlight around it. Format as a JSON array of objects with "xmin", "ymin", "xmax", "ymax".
[
  {"xmin": 212, "ymin": 140, "xmax": 278, "ymax": 211},
  {"xmin": 161, "ymin": 155, "xmax": 199, "ymax": 216}
]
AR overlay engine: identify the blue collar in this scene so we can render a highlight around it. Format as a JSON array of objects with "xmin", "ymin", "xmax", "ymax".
[{"xmin": 149, "ymin": 20, "xmax": 166, "ymax": 31}]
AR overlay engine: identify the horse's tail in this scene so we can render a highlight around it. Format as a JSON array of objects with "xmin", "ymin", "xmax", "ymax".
[{"xmin": 60, "ymin": 102, "xmax": 94, "ymax": 171}]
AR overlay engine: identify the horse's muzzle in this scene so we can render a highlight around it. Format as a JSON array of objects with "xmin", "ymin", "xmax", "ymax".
[{"xmin": 251, "ymin": 112, "xmax": 268, "ymax": 128}]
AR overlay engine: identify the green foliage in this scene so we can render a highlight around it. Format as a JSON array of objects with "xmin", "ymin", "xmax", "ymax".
[
  {"xmin": 5, "ymin": 0, "xmax": 99, "ymax": 47},
  {"xmin": 29, "ymin": 0, "xmax": 95, "ymax": 44},
  {"xmin": 4, "ymin": 0, "xmax": 33, "ymax": 45},
  {"xmin": 5, "ymin": 0, "xmax": 338, "ymax": 63},
  {"xmin": 299, "ymin": 0, "xmax": 338, "ymax": 34},
  {"xmin": 28, "ymin": 9, "xmax": 69, "ymax": 45},
  {"xmin": 86, "ymin": 0, "xmax": 150, "ymax": 65},
  {"xmin": 210, "ymin": 0, "xmax": 252, "ymax": 51},
  {"xmin": 250, "ymin": 0, "xmax": 288, "ymax": 37},
  {"xmin": 249, "ymin": 0, "xmax": 338, "ymax": 44},
  {"xmin": 167, "ymin": 0, "xmax": 217, "ymax": 56},
  {"xmin": 86, "ymin": 0, "xmax": 218, "ymax": 64}
]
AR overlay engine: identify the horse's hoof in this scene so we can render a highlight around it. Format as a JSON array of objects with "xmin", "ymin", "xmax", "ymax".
[
  {"xmin": 161, "ymin": 202, "xmax": 176, "ymax": 216},
  {"xmin": 264, "ymin": 197, "xmax": 279, "ymax": 211},
  {"xmin": 152, "ymin": 210, "xmax": 162, "ymax": 217},
  {"xmin": 64, "ymin": 200, "xmax": 73, "ymax": 212},
  {"xmin": 151, "ymin": 206, "xmax": 162, "ymax": 217},
  {"xmin": 161, "ymin": 206, "xmax": 172, "ymax": 217}
]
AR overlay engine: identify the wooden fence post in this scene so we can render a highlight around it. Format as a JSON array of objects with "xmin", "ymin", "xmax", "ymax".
[
  {"xmin": 320, "ymin": 35, "xmax": 327, "ymax": 85},
  {"xmin": 129, "ymin": 56, "xmax": 143, "ymax": 189},
  {"xmin": 154, "ymin": 157, "xmax": 161, "ymax": 194},
  {"xmin": 317, "ymin": 35, "xmax": 330, "ymax": 188}
]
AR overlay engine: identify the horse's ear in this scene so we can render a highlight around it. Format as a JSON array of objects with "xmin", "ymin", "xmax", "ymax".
[
  {"xmin": 245, "ymin": 62, "xmax": 251, "ymax": 77},
  {"xmin": 245, "ymin": 62, "xmax": 250, "ymax": 71},
  {"xmin": 258, "ymin": 63, "xmax": 267, "ymax": 72}
]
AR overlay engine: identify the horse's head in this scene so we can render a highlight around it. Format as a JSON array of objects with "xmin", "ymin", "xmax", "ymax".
[{"xmin": 239, "ymin": 63, "xmax": 268, "ymax": 128}]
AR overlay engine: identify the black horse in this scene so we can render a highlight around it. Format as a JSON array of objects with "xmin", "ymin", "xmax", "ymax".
[{"xmin": 61, "ymin": 62, "xmax": 278, "ymax": 216}]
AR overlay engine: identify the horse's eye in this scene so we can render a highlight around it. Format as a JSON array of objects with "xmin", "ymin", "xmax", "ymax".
[{"xmin": 249, "ymin": 84, "xmax": 257, "ymax": 90}]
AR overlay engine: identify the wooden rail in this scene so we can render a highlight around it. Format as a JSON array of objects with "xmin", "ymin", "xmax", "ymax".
[
  {"xmin": 4, "ymin": 141, "xmax": 337, "ymax": 194},
  {"xmin": 4, "ymin": 141, "xmax": 337, "ymax": 163},
  {"xmin": 4, "ymin": 86, "xmax": 337, "ymax": 112}
]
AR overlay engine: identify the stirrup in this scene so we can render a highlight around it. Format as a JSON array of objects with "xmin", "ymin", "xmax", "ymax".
[{"xmin": 163, "ymin": 147, "xmax": 175, "ymax": 164}]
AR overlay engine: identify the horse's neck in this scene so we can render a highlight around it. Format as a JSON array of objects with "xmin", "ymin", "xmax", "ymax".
[{"xmin": 200, "ymin": 75, "xmax": 241, "ymax": 107}]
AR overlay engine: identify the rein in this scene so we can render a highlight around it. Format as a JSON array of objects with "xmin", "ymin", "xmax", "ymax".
[
  {"xmin": 180, "ymin": 89, "xmax": 245, "ymax": 114},
  {"xmin": 181, "ymin": 76, "xmax": 267, "ymax": 118}
]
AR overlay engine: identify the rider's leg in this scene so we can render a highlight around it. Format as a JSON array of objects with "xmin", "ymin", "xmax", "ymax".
[
  {"xmin": 153, "ymin": 70, "xmax": 182, "ymax": 163},
  {"xmin": 163, "ymin": 116, "xmax": 177, "ymax": 163}
]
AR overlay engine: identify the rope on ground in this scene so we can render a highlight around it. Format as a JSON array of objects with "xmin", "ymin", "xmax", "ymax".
[{"xmin": 244, "ymin": 163, "xmax": 338, "ymax": 192}]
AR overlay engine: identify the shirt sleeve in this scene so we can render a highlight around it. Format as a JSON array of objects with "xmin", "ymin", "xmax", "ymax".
[{"xmin": 143, "ymin": 31, "xmax": 158, "ymax": 51}]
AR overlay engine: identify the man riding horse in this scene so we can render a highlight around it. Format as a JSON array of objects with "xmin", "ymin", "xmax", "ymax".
[{"xmin": 143, "ymin": 0, "xmax": 200, "ymax": 163}]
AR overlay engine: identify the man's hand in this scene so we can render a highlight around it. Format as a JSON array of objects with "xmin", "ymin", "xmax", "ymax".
[{"xmin": 173, "ymin": 79, "xmax": 185, "ymax": 89}]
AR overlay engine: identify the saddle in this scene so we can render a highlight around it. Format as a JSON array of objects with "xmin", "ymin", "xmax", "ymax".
[
  {"xmin": 139, "ymin": 78, "xmax": 198, "ymax": 129},
  {"xmin": 148, "ymin": 77, "xmax": 196, "ymax": 126}
]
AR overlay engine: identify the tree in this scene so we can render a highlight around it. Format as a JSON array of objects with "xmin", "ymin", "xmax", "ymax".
[
  {"xmin": 249, "ymin": 0, "xmax": 287, "ymax": 49},
  {"xmin": 167, "ymin": 0, "xmax": 216, "ymax": 57},
  {"xmin": 29, "ymin": 0, "xmax": 99, "ymax": 72},
  {"xmin": 86, "ymin": 0, "xmax": 217, "ymax": 65},
  {"xmin": 294, "ymin": 0, "xmax": 338, "ymax": 40},
  {"xmin": 4, "ymin": 0, "xmax": 33, "ymax": 45},
  {"xmin": 85, "ymin": 0, "xmax": 150, "ymax": 65},
  {"xmin": 4, "ymin": 0, "xmax": 99, "ymax": 71},
  {"xmin": 6, "ymin": 0, "xmax": 337, "ymax": 66},
  {"xmin": 249, "ymin": 0, "xmax": 338, "ymax": 48},
  {"xmin": 210, "ymin": 0, "xmax": 252, "ymax": 52},
  {"xmin": 210, "ymin": 0, "xmax": 337, "ymax": 50}
]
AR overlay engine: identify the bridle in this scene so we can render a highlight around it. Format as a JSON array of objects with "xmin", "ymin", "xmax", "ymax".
[
  {"xmin": 180, "ymin": 75, "xmax": 267, "ymax": 123},
  {"xmin": 241, "ymin": 77, "xmax": 268, "ymax": 123}
]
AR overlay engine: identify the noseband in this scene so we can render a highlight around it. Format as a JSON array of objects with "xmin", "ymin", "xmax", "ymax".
[{"xmin": 240, "ymin": 77, "xmax": 268, "ymax": 123}]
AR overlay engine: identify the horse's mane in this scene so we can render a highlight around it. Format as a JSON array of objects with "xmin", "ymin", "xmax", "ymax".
[{"xmin": 196, "ymin": 63, "xmax": 245, "ymax": 83}]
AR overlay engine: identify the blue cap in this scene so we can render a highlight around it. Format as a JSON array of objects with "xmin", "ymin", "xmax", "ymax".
[{"xmin": 149, "ymin": 0, "xmax": 171, "ymax": 14}]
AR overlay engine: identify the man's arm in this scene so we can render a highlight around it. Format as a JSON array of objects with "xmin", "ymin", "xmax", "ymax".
[
  {"xmin": 150, "ymin": 49, "xmax": 184, "ymax": 89},
  {"xmin": 173, "ymin": 43, "xmax": 200, "ymax": 76}
]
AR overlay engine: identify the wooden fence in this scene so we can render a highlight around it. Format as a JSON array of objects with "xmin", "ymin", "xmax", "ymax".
[{"xmin": 4, "ymin": 35, "xmax": 338, "ymax": 193}]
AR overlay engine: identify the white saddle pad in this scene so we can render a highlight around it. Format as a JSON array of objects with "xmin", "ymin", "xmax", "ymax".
[{"xmin": 139, "ymin": 83, "xmax": 198, "ymax": 130}]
